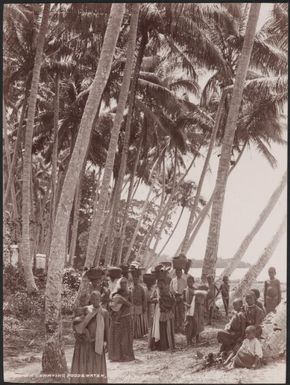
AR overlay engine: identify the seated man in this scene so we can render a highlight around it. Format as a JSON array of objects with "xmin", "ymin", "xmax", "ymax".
[
  {"xmin": 217, "ymin": 298, "xmax": 246, "ymax": 353},
  {"xmin": 244, "ymin": 291, "xmax": 265, "ymax": 338}
]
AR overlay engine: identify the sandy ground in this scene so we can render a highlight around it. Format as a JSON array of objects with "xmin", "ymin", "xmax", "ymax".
[{"xmin": 4, "ymin": 327, "xmax": 286, "ymax": 384}]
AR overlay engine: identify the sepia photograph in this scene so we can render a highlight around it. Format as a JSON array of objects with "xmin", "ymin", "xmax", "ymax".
[{"xmin": 3, "ymin": 2, "xmax": 287, "ymax": 384}]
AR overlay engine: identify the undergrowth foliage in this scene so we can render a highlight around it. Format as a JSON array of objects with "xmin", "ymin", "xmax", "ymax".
[{"xmin": 4, "ymin": 265, "xmax": 82, "ymax": 322}]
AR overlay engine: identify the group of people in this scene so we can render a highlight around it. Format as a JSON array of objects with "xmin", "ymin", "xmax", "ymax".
[
  {"xmin": 70, "ymin": 261, "xmax": 282, "ymax": 382},
  {"xmin": 217, "ymin": 266, "xmax": 281, "ymax": 369}
]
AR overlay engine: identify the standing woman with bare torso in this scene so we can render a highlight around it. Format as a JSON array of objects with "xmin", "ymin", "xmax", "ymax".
[
  {"xmin": 71, "ymin": 291, "xmax": 109, "ymax": 383},
  {"xmin": 264, "ymin": 267, "xmax": 281, "ymax": 314},
  {"xmin": 108, "ymin": 277, "xmax": 135, "ymax": 362}
]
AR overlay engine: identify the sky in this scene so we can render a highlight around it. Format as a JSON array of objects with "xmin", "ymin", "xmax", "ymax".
[{"xmin": 135, "ymin": 4, "xmax": 288, "ymax": 282}]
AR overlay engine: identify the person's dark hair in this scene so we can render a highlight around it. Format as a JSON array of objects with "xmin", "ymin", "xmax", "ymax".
[{"xmin": 251, "ymin": 288, "xmax": 260, "ymax": 299}]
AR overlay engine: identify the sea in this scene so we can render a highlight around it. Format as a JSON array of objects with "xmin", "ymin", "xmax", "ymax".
[{"xmin": 188, "ymin": 267, "xmax": 286, "ymax": 283}]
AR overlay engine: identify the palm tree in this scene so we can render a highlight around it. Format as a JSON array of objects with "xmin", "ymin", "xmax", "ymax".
[
  {"xmin": 68, "ymin": 163, "xmax": 85, "ymax": 265},
  {"xmin": 230, "ymin": 214, "xmax": 286, "ymax": 302},
  {"xmin": 116, "ymin": 132, "xmax": 143, "ymax": 264},
  {"xmin": 123, "ymin": 151, "xmax": 163, "ymax": 264},
  {"xmin": 103, "ymin": 30, "xmax": 148, "ymax": 265},
  {"xmin": 84, "ymin": 4, "xmax": 140, "ymax": 269},
  {"xmin": 42, "ymin": 4, "xmax": 126, "ymax": 373},
  {"xmin": 20, "ymin": 3, "xmax": 50, "ymax": 293},
  {"xmin": 218, "ymin": 172, "xmax": 287, "ymax": 283},
  {"xmin": 201, "ymin": 4, "xmax": 261, "ymax": 282},
  {"xmin": 180, "ymin": 89, "xmax": 228, "ymax": 254}
]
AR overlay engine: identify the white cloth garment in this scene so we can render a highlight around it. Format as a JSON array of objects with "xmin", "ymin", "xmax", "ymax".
[
  {"xmin": 240, "ymin": 338, "xmax": 263, "ymax": 358},
  {"xmin": 151, "ymin": 289, "xmax": 160, "ymax": 342},
  {"xmin": 170, "ymin": 277, "xmax": 187, "ymax": 295},
  {"xmin": 94, "ymin": 308, "xmax": 105, "ymax": 355},
  {"xmin": 187, "ymin": 295, "xmax": 195, "ymax": 317}
]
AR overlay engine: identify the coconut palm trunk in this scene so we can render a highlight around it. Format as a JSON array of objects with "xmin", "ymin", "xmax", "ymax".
[
  {"xmin": 143, "ymin": 149, "xmax": 197, "ymax": 262},
  {"xmin": 151, "ymin": 147, "xmax": 178, "ymax": 256},
  {"xmin": 42, "ymin": 4, "xmax": 125, "ymax": 373},
  {"xmin": 85, "ymin": 4, "xmax": 140, "ymax": 269},
  {"xmin": 230, "ymin": 215, "xmax": 286, "ymax": 303},
  {"xmin": 137, "ymin": 156, "xmax": 169, "ymax": 262},
  {"xmin": 218, "ymin": 171, "xmax": 286, "ymax": 283},
  {"xmin": 181, "ymin": 90, "xmax": 227, "ymax": 254},
  {"xmin": 116, "ymin": 132, "xmax": 143, "ymax": 264},
  {"xmin": 21, "ymin": 4, "xmax": 50, "ymax": 293},
  {"xmin": 104, "ymin": 31, "xmax": 147, "ymax": 265},
  {"xmin": 175, "ymin": 141, "xmax": 247, "ymax": 258},
  {"xmin": 201, "ymin": 3, "xmax": 261, "ymax": 282},
  {"xmin": 45, "ymin": 74, "xmax": 60, "ymax": 260},
  {"xmin": 123, "ymin": 153, "xmax": 163, "ymax": 264},
  {"xmin": 68, "ymin": 163, "xmax": 85, "ymax": 266},
  {"xmin": 4, "ymin": 93, "xmax": 27, "ymax": 206},
  {"xmin": 157, "ymin": 205, "xmax": 185, "ymax": 258}
]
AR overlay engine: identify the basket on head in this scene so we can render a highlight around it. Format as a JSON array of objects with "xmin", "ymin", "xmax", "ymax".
[
  {"xmin": 143, "ymin": 273, "xmax": 156, "ymax": 286},
  {"xmin": 160, "ymin": 261, "xmax": 172, "ymax": 269},
  {"xmin": 85, "ymin": 267, "xmax": 105, "ymax": 281},
  {"xmin": 107, "ymin": 266, "xmax": 122, "ymax": 280},
  {"xmin": 172, "ymin": 254, "xmax": 187, "ymax": 270},
  {"xmin": 119, "ymin": 264, "xmax": 129, "ymax": 276}
]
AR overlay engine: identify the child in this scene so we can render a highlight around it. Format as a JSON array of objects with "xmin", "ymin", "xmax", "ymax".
[
  {"xmin": 183, "ymin": 275, "xmax": 196, "ymax": 346},
  {"xmin": 264, "ymin": 267, "xmax": 281, "ymax": 314},
  {"xmin": 244, "ymin": 292, "xmax": 264, "ymax": 339},
  {"xmin": 72, "ymin": 293, "xmax": 90, "ymax": 340},
  {"xmin": 233, "ymin": 326, "xmax": 263, "ymax": 369},
  {"xmin": 219, "ymin": 276, "xmax": 230, "ymax": 317}
]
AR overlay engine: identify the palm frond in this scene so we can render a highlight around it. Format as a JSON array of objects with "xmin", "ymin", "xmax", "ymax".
[
  {"xmin": 253, "ymin": 137, "xmax": 278, "ymax": 168},
  {"xmin": 137, "ymin": 78, "xmax": 183, "ymax": 116},
  {"xmin": 244, "ymin": 75, "xmax": 287, "ymax": 109},
  {"xmin": 169, "ymin": 79, "xmax": 200, "ymax": 96}
]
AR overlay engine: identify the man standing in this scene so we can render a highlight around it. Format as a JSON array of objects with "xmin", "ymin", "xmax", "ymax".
[{"xmin": 170, "ymin": 268, "xmax": 187, "ymax": 333}]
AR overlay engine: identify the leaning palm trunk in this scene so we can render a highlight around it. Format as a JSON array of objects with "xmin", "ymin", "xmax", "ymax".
[
  {"xmin": 42, "ymin": 5, "xmax": 125, "ymax": 374},
  {"xmin": 218, "ymin": 172, "xmax": 286, "ymax": 284},
  {"xmin": 85, "ymin": 4, "xmax": 140, "ymax": 268},
  {"xmin": 21, "ymin": 4, "xmax": 50, "ymax": 294},
  {"xmin": 116, "ymin": 133, "xmax": 143, "ymax": 264},
  {"xmin": 157, "ymin": 206, "xmax": 185, "ymax": 258},
  {"xmin": 123, "ymin": 155, "xmax": 162, "ymax": 264},
  {"xmin": 137, "ymin": 159, "xmax": 169, "ymax": 262},
  {"xmin": 181, "ymin": 90, "xmax": 227, "ymax": 254},
  {"xmin": 230, "ymin": 215, "xmax": 286, "ymax": 303},
  {"xmin": 3, "ymin": 102, "xmax": 17, "ymax": 219},
  {"xmin": 143, "ymin": 150, "xmax": 196, "ymax": 262},
  {"xmin": 4, "ymin": 94, "xmax": 27, "ymax": 206},
  {"xmin": 175, "ymin": 141, "xmax": 247, "ymax": 258},
  {"xmin": 151, "ymin": 147, "xmax": 178, "ymax": 256},
  {"xmin": 105, "ymin": 31, "xmax": 147, "ymax": 265},
  {"xmin": 201, "ymin": 4, "xmax": 261, "ymax": 282}
]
